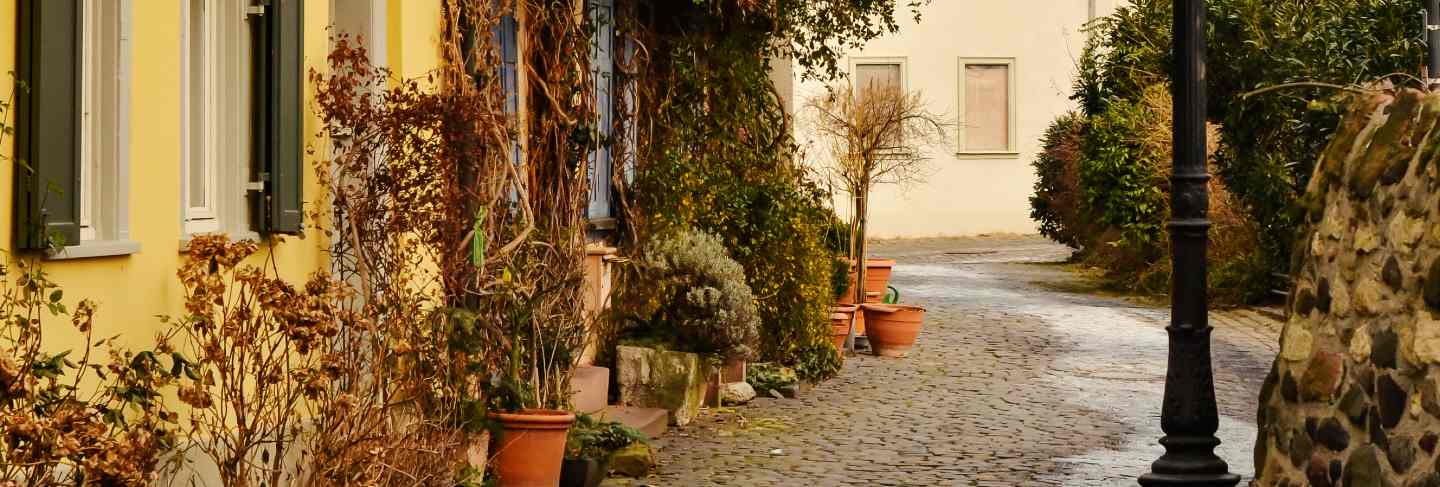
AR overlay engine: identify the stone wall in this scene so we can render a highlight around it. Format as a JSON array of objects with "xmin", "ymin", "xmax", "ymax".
[{"xmin": 1255, "ymin": 88, "xmax": 1440, "ymax": 487}]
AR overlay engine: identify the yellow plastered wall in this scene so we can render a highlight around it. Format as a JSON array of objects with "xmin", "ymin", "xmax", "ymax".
[{"xmin": 0, "ymin": 0, "xmax": 443, "ymax": 354}]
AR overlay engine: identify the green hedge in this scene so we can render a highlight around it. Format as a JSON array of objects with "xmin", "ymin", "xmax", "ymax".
[{"xmin": 1048, "ymin": 0, "xmax": 1426, "ymax": 302}]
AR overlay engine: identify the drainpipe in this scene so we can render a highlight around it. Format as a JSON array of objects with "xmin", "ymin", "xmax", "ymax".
[{"xmin": 1138, "ymin": 0, "xmax": 1241, "ymax": 485}]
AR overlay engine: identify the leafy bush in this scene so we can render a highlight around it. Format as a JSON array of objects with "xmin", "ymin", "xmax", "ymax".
[
  {"xmin": 745, "ymin": 362, "xmax": 799, "ymax": 397},
  {"xmin": 1078, "ymin": 99, "xmax": 1167, "ymax": 256},
  {"xmin": 1073, "ymin": 0, "xmax": 1427, "ymax": 299},
  {"xmin": 622, "ymin": 230, "xmax": 760, "ymax": 360},
  {"xmin": 1039, "ymin": 81, "xmax": 1269, "ymax": 304},
  {"xmin": 624, "ymin": 23, "xmax": 843, "ymax": 381},
  {"xmin": 1030, "ymin": 112, "xmax": 1089, "ymax": 249}
]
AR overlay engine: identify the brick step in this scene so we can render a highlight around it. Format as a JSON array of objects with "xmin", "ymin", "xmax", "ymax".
[{"xmin": 597, "ymin": 406, "xmax": 668, "ymax": 440}]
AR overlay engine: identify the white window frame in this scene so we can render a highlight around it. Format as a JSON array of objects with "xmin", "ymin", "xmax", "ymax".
[
  {"xmin": 956, "ymin": 57, "xmax": 1019, "ymax": 158},
  {"xmin": 54, "ymin": 0, "xmax": 139, "ymax": 260},
  {"xmin": 329, "ymin": 0, "xmax": 387, "ymax": 69},
  {"xmin": 181, "ymin": 0, "xmax": 256, "ymax": 242}
]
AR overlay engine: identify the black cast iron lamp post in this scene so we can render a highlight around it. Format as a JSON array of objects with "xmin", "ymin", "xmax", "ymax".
[{"xmin": 1137, "ymin": 0, "xmax": 1240, "ymax": 485}]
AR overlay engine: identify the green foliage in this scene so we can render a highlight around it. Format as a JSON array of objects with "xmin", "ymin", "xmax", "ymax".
[
  {"xmin": 628, "ymin": 17, "xmax": 842, "ymax": 381},
  {"xmin": 1078, "ymin": 100, "xmax": 1167, "ymax": 254},
  {"xmin": 1075, "ymin": 0, "xmax": 1427, "ymax": 297},
  {"xmin": 1030, "ymin": 112, "xmax": 1089, "ymax": 249},
  {"xmin": 622, "ymin": 230, "xmax": 761, "ymax": 360},
  {"xmin": 745, "ymin": 362, "xmax": 799, "ymax": 397},
  {"xmin": 677, "ymin": 0, "xmax": 931, "ymax": 81},
  {"xmin": 565, "ymin": 413, "xmax": 650, "ymax": 461}
]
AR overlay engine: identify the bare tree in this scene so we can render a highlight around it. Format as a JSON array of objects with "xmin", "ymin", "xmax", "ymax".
[{"xmin": 806, "ymin": 81, "xmax": 948, "ymax": 351}]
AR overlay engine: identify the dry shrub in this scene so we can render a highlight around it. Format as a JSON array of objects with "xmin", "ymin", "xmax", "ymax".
[
  {"xmin": 300, "ymin": 1, "xmax": 598, "ymax": 481},
  {"xmin": 1, "ymin": 257, "xmax": 181, "ymax": 487},
  {"xmin": 1127, "ymin": 85, "xmax": 1266, "ymax": 304}
]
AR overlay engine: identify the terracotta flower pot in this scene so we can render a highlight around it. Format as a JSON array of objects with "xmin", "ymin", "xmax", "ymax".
[
  {"xmin": 860, "ymin": 304, "xmax": 926, "ymax": 357},
  {"xmin": 830, "ymin": 311, "xmax": 852, "ymax": 355},
  {"xmin": 864, "ymin": 259, "xmax": 896, "ymax": 303},
  {"xmin": 489, "ymin": 409, "xmax": 576, "ymax": 487}
]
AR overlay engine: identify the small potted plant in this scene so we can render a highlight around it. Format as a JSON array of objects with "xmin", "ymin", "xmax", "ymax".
[
  {"xmin": 562, "ymin": 414, "xmax": 651, "ymax": 487},
  {"xmin": 480, "ymin": 280, "xmax": 586, "ymax": 486}
]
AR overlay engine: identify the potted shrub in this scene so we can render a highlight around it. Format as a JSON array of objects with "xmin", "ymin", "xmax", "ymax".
[
  {"xmin": 481, "ymin": 278, "xmax": 587, "ymax": 487},
  {"xmin": 562, "ymin": 414, "xmax": 651, "ymax": 487},
  {"xmin": 809, "ymin": 82, "xmax": 946, "ymax": 350},
  {"xmin": 613, "ymin": 230, "xmax": 760, "ymax": 425}
]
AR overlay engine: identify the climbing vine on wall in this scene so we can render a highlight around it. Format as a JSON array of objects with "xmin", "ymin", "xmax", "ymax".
[{"xmin": 607, "ymin": 1, "xmax": 927, "ymax": 380}]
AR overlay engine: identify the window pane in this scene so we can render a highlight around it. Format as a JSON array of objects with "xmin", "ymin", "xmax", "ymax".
[
  {"xmin": 188, "ymin": 0, "xmax": 208, "ymax": 210},
  {"xmin": 965, "ymin": 64, "xmax": 1010, "ymax": 151},
  {"xmin": 856, "ymin": 63, "xmax": 901, "ymax": 98}
]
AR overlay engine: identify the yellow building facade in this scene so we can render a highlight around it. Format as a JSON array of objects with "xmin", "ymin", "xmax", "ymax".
[{"xmin": 0, "ymin": 0, "xmax": 451, "ymax": 352}]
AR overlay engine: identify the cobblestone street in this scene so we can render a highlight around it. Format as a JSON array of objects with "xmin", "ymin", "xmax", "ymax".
[{"xmin": 644, "ymin": 236, "xmax": 1282, "ymax": 486}]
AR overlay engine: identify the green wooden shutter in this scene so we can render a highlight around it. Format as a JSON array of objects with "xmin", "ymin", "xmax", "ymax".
[
  {"xmin": 14, "ymin": 0, "xmax": 82, "ymax": 249},
  {"xmin": 251, "ymin": 0, "xmax": 304, "ymax": 234}
]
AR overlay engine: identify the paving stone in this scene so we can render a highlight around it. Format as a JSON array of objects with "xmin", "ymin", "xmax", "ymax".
[{"xmin": 647, "ymin": 236, "xmax": 1274, "ymax": 486}]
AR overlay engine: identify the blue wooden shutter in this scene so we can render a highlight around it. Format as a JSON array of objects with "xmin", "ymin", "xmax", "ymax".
[
  {"xmin": 250, "ymin": 0, "xmax": 304, "ymax": 234},
  {"xmin": 587, "ymin": 0, "xmax": 614, "ymax": 220},
  {"xmin": 14, "ymin": 0, "xmax": 82, "ymax": 249},
  {"xmin": 500, "ymin": 12, "xmax": 521, "ymax": 169}
]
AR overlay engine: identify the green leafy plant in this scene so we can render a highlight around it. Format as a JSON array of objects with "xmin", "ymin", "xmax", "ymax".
[
  {"xmin": 564, "ymin": 413, "xmax": 649, "ymax": 461},
  {"xmin": 744, "ymin": 362, "xmax": 798, "ymax": 397},
  {"xmin": 1077, "ymin": 98, "xmax": 1167, "ymax": 255},
  {"xmin": 614, "ymin": 0, "xmax": 926, "ymax": 383},
  {"xmin": 1074, "ymin": 0, "xmax": 1427, "ymax": 299}
]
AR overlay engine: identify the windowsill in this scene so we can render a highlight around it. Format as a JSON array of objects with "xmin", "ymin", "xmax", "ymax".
[
  {"xmin": 587, "ymin": 217, "xmax": 618, "ymax": 231},
  {"xmin": 955, "ymin": 151, "xmax": 1021, "ymax": 160},
  {"xmin": 45, "ymin": 240, "xmax": 143, "ymax": 261},
  {"xmin": 179, "ymin": 230, "xmax": 262, "ymax": 253}
]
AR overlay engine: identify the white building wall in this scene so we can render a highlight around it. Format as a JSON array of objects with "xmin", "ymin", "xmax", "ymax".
[{"xmin": 795, "ymin": 1, "xmax": 1119, "ymax": 238}]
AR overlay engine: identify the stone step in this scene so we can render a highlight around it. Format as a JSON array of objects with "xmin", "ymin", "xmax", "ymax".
[
  {"xmin": 571, "ymin": 365, "xmax": 610, "ymax": 414},
  {"xmin": 597, "ymin": 406, "xmax": 668, "ymax": 440}
]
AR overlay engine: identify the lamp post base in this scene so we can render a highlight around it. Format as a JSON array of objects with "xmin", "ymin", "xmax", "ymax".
[{"xmin": 1137, "ymin": 473, "xmax": 1241, "ymax": 487}]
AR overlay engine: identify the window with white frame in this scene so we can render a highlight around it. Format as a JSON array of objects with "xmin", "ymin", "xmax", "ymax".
[
  {"xmin": 76, "ymin": 0, "xmax": 133, "ymax": 248},
  {"xmin": 853, "ymin": 58, "xmax": 906, "ymax": 149},
  {"xmin": 184, "ymin": 0, "xmax": 253, "ymax": 236},
  {"xmin": 957, "ymin": 58, "xmax": 1017, "ymax": 155}
]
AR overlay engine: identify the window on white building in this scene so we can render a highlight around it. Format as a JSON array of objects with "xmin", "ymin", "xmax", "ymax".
[
  {"xmin": 852, "ymin": 58, "xmax": 907, "ymax": 149},
  {"xmin": 958, "ymin": 58, "xmax": 1017, "ymax": 155}
]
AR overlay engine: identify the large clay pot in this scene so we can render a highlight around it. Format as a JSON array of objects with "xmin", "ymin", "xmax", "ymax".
[
  {"xmin": 861, "ymin": 304, "xmax": 926, "ymax": 357},
  {"xmin": 489, "ymin": 409, "xmax": 576, "ymax": 486},
  {"xmin": 864, "ymin": 259, "xmax": 896, "ymax": 303}
]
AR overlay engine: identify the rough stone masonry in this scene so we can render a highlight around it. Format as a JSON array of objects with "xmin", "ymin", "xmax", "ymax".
[{"xmin": 1255, "ymin": 88, "xmax": 1440, "ymax": 486}]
